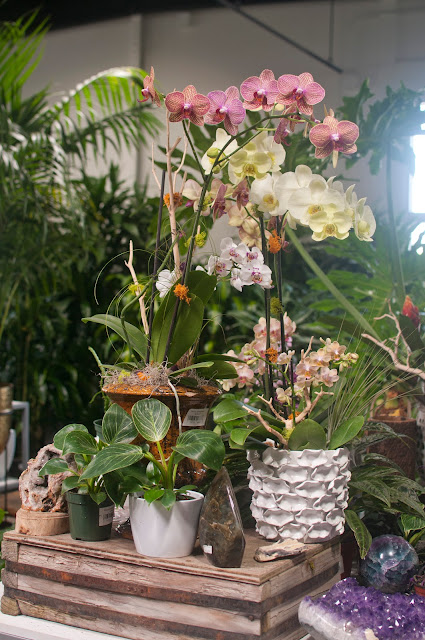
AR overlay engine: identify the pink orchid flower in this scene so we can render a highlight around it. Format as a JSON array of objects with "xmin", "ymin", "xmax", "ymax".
[
  {"xmin": 276, "ymin": 72, "xmax": 325, "ymax": 116},
  {"xmin": 165, "ymin": 85, "xmax": 210, "ymax": 126},
  {"xmin": 232, "ymin": 179, "xmax": 250, "ymax": 210},
  {"xmin": 205, "ymin": 86, "xmax": 246, "ymax": 135},
  {"xmin": 212, "ymin": 183, "xmax": 228, "ymax": 220},
  {"xmin": 240, "ymin": 69, "xmax": 278, "ymax": 112},
  {"xmin": 309, "ymin": 110, "xmax": 359, "ymax": 166},
  {"xmin": 138, "ymin": 67, "xmax": 161, "ymax": 107}
]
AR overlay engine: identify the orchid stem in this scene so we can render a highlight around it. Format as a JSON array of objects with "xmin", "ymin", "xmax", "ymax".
[{"xmin": 147, "ymin": 169, "xmax": 166, "ymax": 364}]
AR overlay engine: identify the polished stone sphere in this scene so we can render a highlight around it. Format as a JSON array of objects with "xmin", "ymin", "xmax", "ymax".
[{"xmin": 360, "ymin": 534, "xmax": 419, "ymax": 593}]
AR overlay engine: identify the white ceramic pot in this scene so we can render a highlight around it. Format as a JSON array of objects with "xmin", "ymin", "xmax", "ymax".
[
  {"xmin": 129, "ymin": 490, "xmax": 204, "ymax": 558},
  {"xmin": 248, "ymin": 447, "xmax": 351, "ymax": 544}
]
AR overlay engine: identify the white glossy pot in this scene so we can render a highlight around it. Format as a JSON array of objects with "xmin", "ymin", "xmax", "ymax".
[
  {"xmin": 129, "ymin": 490, "xmax": 204, "ymax": 558},
  {"xmin": 248, "ymin": 447, "xmax": 351, "ymax": 544}
]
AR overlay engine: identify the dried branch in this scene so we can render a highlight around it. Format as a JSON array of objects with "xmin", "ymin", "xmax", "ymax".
[
  {"xmin": 242, "ymin": 405, "xmax": 287, "ymax": 446},
  {"xmin": 125, "ymin": 240, "xmax": 149, "ymax": 335},
  {"xmin": 362, "ymin": 332, "xmax": 425, "ymax": 383}
]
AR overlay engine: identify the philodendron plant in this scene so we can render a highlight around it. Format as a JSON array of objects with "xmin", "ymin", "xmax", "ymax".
[{"xmin": 40, "ymin": 400, "xmax": 225, "ymax": 509}]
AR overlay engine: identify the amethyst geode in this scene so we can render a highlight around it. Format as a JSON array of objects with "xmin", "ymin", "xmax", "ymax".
[{"xmin": 298, "ymin": 578, "xmax": 425, "ymax": 640}]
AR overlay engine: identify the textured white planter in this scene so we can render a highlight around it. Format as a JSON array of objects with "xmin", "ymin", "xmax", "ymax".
[
  {"xmin": 129, "ymin": 490, "xmax": 204, "ymax": 558},
  {"xmin": 248, "ymin": 447, "xmax": 351, "ymax": 544}
]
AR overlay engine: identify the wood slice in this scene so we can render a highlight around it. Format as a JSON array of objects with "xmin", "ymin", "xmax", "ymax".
[{"xmin": 15, "ymin": 509, "xmax": 69, "ymax": 536}]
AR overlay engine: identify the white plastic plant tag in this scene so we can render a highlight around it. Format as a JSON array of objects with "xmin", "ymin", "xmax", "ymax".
[
  {"xmin": 183, "ymin": 408, "xmax": 209, "ymax": 427},
  {"xmin": 203, "ymin": 544, "xmax": 213, "ymax": 554},
  {"xmin": 99, "ymin": 505, "xmax": 114, "ymax": 527}
]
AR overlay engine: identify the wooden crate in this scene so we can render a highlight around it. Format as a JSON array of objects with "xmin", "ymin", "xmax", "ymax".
[{"xmin": 1, "ymin": 530, "xmax": 340, "ymax": 640}]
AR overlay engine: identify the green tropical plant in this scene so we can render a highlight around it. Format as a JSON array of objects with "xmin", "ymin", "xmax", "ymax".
[{"xmin": 40, "ymin": 399, "xmax": 225, "ymax": 509}]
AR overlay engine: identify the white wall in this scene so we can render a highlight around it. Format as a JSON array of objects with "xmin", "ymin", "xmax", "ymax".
[{"xmin": 26, "ymin": 0, "xmax": 425, "ymax": 212}]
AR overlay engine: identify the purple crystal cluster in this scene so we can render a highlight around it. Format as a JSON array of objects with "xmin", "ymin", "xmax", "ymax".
[{"xmin": 298, "ymin": 578, "xmax": 425, "ymax": 640}]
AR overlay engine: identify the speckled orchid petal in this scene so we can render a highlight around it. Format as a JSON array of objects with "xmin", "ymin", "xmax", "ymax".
[{"xmin": 165, "ymin": 91, "xmax": 184, "ymax": 113}]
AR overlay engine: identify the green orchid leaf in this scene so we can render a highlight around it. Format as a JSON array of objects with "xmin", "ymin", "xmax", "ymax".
[
  {"xmin": 344, "ymin": 509, "xmax": 372, "ymax": 559},
  {"xmin": 82, "ymin": 314, "xmax": 147, "ymax": 359},
  {"xmin": 161, "ymin": 489, "xmax": 176, "ymax": 510},
  {"xmin": 150, "ymin": 292, "xmax": 204, "ymax": 365},
  {"xmin": 38, "ymin": 458, "xmax": 70, "ymax": 477},
  {"xmin": 329, "ymin": 416, "xmax": 365, "ymax": 449},
  {"xmin": 131, "ymin": 398, "xmax": 171, "ymax": 442},
  {"xmin": 80, "ymin": 444, "xmax": 145, "ymax": 479},
  {"xmin": 62, "ymin": 431, "xmax": 99, "ymax": 456},
  {"xmin": 195, "ymin": 361, "xmax": 237, "ymax": 380},
  {"xmin": 288, "ymin": 420, "xmax": 326, "ymax": 451},
  {"xmin": 185, "ymin": 271, "xmax": 217, "ymax": 305},
  {"xmin": 195, "ymin": 353, "xmax": 243, "ymax": 364},
  {"xmin": 144, "ymin": 488, "xmax": 164, "ymax": 503},
  {"xmin": 173, "ymin": 429, "xmax": 225, "ymax": 471},
  {"xmin": 53, "ymin": 424, "xmax": 88, "ymax": 451},
  {"xmin": 230, "ymin": 425, "xmax": 270, "ymax": 446},
  {"xmin": 61, "ymin": 476, "xmax": 81, "ymax": 493},
  {"xmin": 102, "ymin": 403, "xmax": 137, "ymax": 444},
  {"xmin": 212, "ymin": 399, "xmax": 248, "ymax": 423}
]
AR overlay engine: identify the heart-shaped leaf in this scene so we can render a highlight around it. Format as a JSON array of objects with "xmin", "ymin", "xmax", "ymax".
[
  {"xmin": 61, "ymin": 476, "xmax": 81, "ymax": 493},
  {"xmin": 132, "ymin": 398, "xmax": 171, "ymax": 442},
  {"xmin": 173, "ymin": 429, "xmax": 225, "ymax": 471},
  {"xmin": 62, "ymin": 431, "xmax": 99, "ymax": 456},
  {"xmin": 80, "ymin": 444, "xmax": 145, "ymax": 479},
  {"xmin": 144, "ymin": 487, "xmax": 164, "ymax": 503},
  {"xmin": 54, "ymin": 424, "xmax": 88, "ymax": 451},
  {"xmin": 38, "ymin": 458, "xmax": 70, "ymax": 477},
  {"xmin": 288, "ymin": 419, "xmax": 326, "ymax": 451},
  {"xmin": 102, "ymin": 403, "xmax": 137, "ymax": 444},
  {"xmin": 161, "ymin": 489, "xmax": 176, "ymax": 510},
  {"xmin": 329, "ymin": 416, "xmax": 365, "ymax": 449},
  {"xmin": 212, "ymin": 399, "xmax": 248, "ymax": 423}
]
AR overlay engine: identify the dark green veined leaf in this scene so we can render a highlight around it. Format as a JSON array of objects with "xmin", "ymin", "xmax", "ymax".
[
  {"xmin": 195, "ymin": 361, "xmax": 237, "ymax": 380},
  {"xmin": 329, "ymin": 416, "xmax": 365, "ymax": 449},
  {"xmin": 61, "ymin": 476, "xmax": 81, "ymax": 493},
  {"xmin": 399, "ymin": 513, "xmax": 425, "ymax": 535},
  {"xmin": 103, "ymin": 470, "xmax": 126, "ymax": 506},
  {"xmin": 74, "ymin": 454, "xmax": 86, "ymax": 469},
  {"xmin": 82, "ymin": 314, "xmax": 147, "ymax": 359},
  {"xmin": 349, "ymin": 479, "xmax": 392, "ymax": 507},
  {"xmin": 288, "ymin": 420, "xmax": 327, "ymax": 451},
  {"xmin": 388, "ymin": 488, "xmax": 425, "ymax": 518},
  {"xmin": 54, "ymin": 423, "xmax": 88, "ymax": 451},
  {"xmin": 62, "ymin": 431, "xmax": 99, "ymax": 456},
  {"xmin": 132, "ymin": 399, "xmax": 171, "ymax": 442},
  {"xmin": 102, "ymin": 403, "xmax": 137, "ymax": 444},
  {"xmin": 80, "ymin": 444, "xmax": 145, "ymax": 479},
  {"xmin": 38, "ymin": 458, "xmax": 70, "ymax": 477},
  {"xmin": 344, "ymin": 509, "xmax": 372, "ymax": 559},
  {"xmin": 173, "ymin": 429, "xmax": 225, "ymax": 471},
  {"xmin": 146, "ymin": 461, "xmax": 162, "ymax": 484}
]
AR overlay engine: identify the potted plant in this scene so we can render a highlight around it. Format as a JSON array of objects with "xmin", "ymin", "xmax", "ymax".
[
  {"xmin": 77, "ymin": 397, "xmax": 225, "ymax": 557},
  {"xmin": 39, "ymin": 403, "xmax": 140, "ymax": 541}
]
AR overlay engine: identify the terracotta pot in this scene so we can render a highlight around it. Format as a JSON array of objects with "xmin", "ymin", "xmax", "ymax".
[
  {"xmin": 15, "ymin": 508, "xmax": 69, "ymax": 536},
  {"xmin": 103, "ymin": 381, "xmax": 220, "ymax": 486},
  {"xmin": 0, "ymin": 383, "xmax": 13, "ymax": 453},
  {"xmin": 369, "ymin": 417, "xmax": 419, "ymax": 479},
  {"xmin": 414, "ymin": 584, "xmax": 425, "ymax": 598}
]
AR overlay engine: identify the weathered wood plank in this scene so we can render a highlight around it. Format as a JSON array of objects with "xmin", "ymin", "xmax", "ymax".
[
  {"xmin": 15, "ymin": 575, "xmax": 263, "ymax": 636},
  {"xmin": 3, "ymin": 530, "xmax": 339, "ymax": 587},
  {"xmin": 0, "ymin": 594, "xmax": 21, "ymax": 616},
  {"xmin": 1, "ymin": 568, "xmax": 18, "ymax": 588},
  {"xmin": 1, "ymin": 539, "xmax": 18, "ymax": 562}
]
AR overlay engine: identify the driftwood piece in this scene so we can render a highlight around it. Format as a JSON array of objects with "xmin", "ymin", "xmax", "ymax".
[{"xmin": 254, "ymin": 539, "xmax": 307, "ymax": 563}]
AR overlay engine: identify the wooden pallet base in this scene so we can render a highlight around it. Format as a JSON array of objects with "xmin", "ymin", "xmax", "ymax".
[{"xmin": 1, "ymin": 529, "xmax": 340, "ymax": 640}]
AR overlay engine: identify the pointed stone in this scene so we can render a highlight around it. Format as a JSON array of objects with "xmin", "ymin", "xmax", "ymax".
[
  {"xmin": 198, "ymin": 467, "xmax": 245, "ymax": 568},
  {"xmin": 254, "ymin": 539, "xmax": 307, "ymax": 562}
]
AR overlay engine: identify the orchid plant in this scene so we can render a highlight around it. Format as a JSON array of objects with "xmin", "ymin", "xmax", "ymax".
[{"xmin": 84, "ymin": 67, "xmax": 376, "ymax": 399}]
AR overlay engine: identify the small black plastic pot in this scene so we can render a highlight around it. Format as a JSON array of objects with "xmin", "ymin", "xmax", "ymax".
[{"xmin": 66, "ymin": 491, "xmax": 114, "ymax": 541}]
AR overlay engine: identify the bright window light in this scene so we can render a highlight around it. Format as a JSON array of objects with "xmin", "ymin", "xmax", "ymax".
[{"xmin": 409, "ymin": 102, "xmax": 425, "ymax": 214}]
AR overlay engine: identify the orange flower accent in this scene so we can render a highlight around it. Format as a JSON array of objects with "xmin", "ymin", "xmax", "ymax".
[
  {"xmin": 268, "ymin": 229, "xmax": 281, "ymax": 254},
  {"xmin": 163, "ymin": 192, "xmax": 183, "ymax": 210},
  {"xmin": 402, "ymin": 295, "xmax": 420, "ymax": 328},
  {"xmin": 174, "ymin": 283, "xmax": 191, "ymax": 305},
  {"xmin": 137, "ymin": 372, "xmax": 148, "ymax": 380},
  {"xmin": 266, "ymin": 347, "xmax": 278, "ymax": 363},
  {"xmin": 287, "ymin": 411, "xmax": 301, "ymax": 420}
]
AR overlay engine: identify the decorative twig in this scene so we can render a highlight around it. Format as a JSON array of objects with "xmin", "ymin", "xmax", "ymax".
[
  {"xmin": 242, "ymin": 405, "xmax": 287, "ymax": 446},
  {"xmin": 166, "ymin": 112, "xmax": 181, "ymax": 271},
  {"xmin": 125, "ymin": 240, "xmax": 149, "ymax": 334},
  {"xmin": 362, "ymin": 332, "xmax": 425, "ymax": 383}
]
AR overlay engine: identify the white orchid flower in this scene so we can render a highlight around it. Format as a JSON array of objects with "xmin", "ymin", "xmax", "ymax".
[
  {"xmin": 250, "ymin": 173, "xmax": 287, "ymax": 217},
  {"xmin": 201, "ymin": 129, "xmax": 238, "ymax": 174},
  {"xmin": 256, "ymin": 131, "xmax": 286, "ymax": 172},
  {"xmin": 239, "ymin": 260, "xmax": 273, "ymax": 289},
  {"xmin": 156, "ymin": 269, "xmax": 179, "ymax": 297},
  {"xmin": 228, "ymin": 138, "xmax": 272, "ymax": 184}
]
